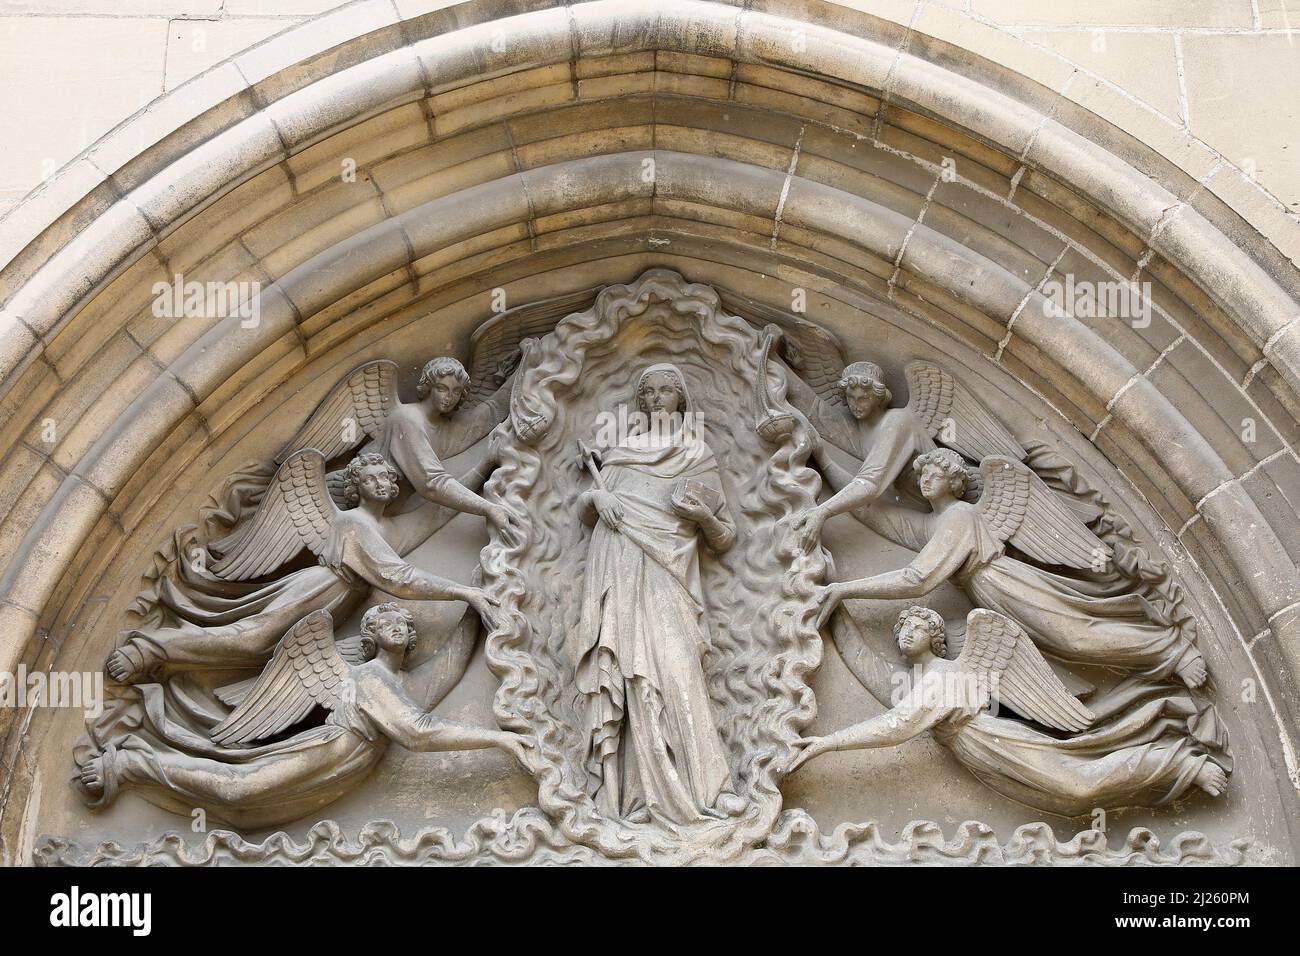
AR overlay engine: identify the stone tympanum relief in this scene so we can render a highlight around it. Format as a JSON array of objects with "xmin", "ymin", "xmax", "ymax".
[{"xmin": 64, "ymin": 269, "xmax": 1234, "ymax": 865}]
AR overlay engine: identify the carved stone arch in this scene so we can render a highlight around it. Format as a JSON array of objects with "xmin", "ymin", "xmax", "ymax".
[{"xmin": 1, "ymin": 0, "xmax": 1297, "ymax": 864}]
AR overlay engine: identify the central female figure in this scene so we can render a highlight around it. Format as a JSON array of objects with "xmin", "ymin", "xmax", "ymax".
[{"xmin": 574, "ymin": 363, "xmax": 739, "ymax": 825}]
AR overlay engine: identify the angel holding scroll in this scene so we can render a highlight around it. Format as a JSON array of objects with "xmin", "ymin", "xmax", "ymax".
[
  {"xmin": 80, "ymin": 605, "xmax": 529, "ymax": 822},
  {"xmin": 105, "ymin": 450, "xmax": 498, "ymax": 683},
  {"xmin": 789, "ymin": 607, "xmax": 1228, "ymax": 815},
  {"xmin": 813, "ymin": 449, "xmax": 1207, "ymax": 688}
]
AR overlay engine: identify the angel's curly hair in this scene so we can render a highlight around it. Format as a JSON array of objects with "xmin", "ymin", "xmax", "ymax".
[
  {"xmin": 359, "ymin": 602, "xmax": 417, "ymax": 657},
  {"xmin": 342, "ymin": 452, "xmax": 400, "ymax": 507},
  {"xmin": 913, "ymin": 448, "xmax": 971, "ymax": 498},
  {"xmin": 838, "ymin": 361, "xmax": 891, "ymax": 404},
  {"xmin": 416, "ymin": 356, "xmax": 470, "ymax": 405},
  {"xmin": 894, "ymin": 605, "xmax": 946, "ymax": 657}
]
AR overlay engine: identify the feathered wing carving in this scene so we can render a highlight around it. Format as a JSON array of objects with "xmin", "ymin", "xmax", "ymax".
[
  {"xmin": 274, "ymin": 360, "xmax": 399, "ymax": 465},
  {"xmin": 975, "ymin": 456, "xmax": 1113, "ymax": 571},
  {"xmin": 214, "ymin": 634, "xmax": 368, "ymax": 709},
  {"xmin": 905, "ymin": 362, "xmax": 1027, "ymax": 462},
  {"xmin": 211, "ymin": 610, "xmax": 350, "ymax": 745},
  {"xmin": 465, "ymin": 288, "xmax": 600, "ymax": 403},
  {"xmin": 957, "ymin": 609, "xmax": 1095, "ymax": 733},
  {"xmin": 717, "ymin": 292, "xmax": 849, "ymax": 407},
  {"xmin": 208, "ymin": 450, "xmax": 340, "ymax": 581}
]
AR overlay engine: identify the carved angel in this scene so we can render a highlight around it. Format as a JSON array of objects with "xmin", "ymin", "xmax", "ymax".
[
  {"xmin": 105, "ymin": 450, "xmax": 499, "ymax": 682},
  {"xmin": 790, "ymin": 606, "xmax": 1228, "ymax": 814},
  {"xmin": 275, "ymin": 354, "xmax": 512, "ymax": 528},
  {"xmin": 768, "ymin": 327, "xmax": 1024, "ymax": 549},
  {"xmin": 80, "ymin": 605, "xmax": 530, "ymax": 815},
  {"xmin": 273, "ymin": 289, "xmax": 586, "ymax": 524},
  {"xmin": 814, "ymin": 450, "xmax": 1207, "ymax": 687}
]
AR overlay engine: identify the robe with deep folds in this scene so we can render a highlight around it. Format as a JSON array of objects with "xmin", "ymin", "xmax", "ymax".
[
  {"xmin": 573, "ymin": 426, "xmax": 736, "ymax": 825},
  {"xmin": 74, "ymin": 664, "xmax": 479, "ymax": 829},
  {"xmin": 861, "ymin": 501, "xmax": 1194, "ymax": 680},
  {"xmin": 118, "ymin": 501, "xmax": 461, "ymax": 677},
  {"xmin": 934, "ymin": 680, "xmax": 1229, "ymax": 816}
]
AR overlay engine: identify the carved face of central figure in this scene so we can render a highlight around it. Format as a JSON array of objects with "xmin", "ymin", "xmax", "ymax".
[{"xmin": 638, "ymin": 371, "xmax": 683, "ymax": 418}]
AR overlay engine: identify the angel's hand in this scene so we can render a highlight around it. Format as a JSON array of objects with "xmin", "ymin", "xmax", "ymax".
[
  {"xmin": 496, "ymin": 731, "xmax": 535, "ymax": 768},
  {"xmin": 813, "ymin": 582, "xmax": 844, "ymax": 631},
  {"xmin": 793, "ymin": 506, "xmax": 826, "ymax": 552},
  {"xmin": 788, "ymin": 736, "xmax": 829, "ymax": 772},
  {"xmin": 486, "ymin": 504, "xmax": 513, "ymax": 531},
  {"xmin": 464, "ymin": 587, "xmax": 501, "ymax": 629},
  {"xmin": 592, "ymin": 490, "xmax": 624, "ymax": 532},
  {"xmin": 671, "ymin": 493, "xmax": 711, "ymax": 522}
]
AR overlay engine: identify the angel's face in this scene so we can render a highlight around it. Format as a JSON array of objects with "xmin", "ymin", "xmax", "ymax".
[
  {"xmin": 357, "ymin": 463, "xmax": 399, "ymax": 503},
  {"xmin": 917, "ymin": 463, "xmax": 950, "ymax": 501},
  {"xmin": 897, "ymin": 618, "xmax": 936, "ymax": 658},
  {"xmin": 370, "ymin": 611, "xmax": 412, "ymax": 654},
  {"xmin": 844, "ymin": 381, "xmax": 885, "ymax": 420},
  {"xmin": 430, "ymin": 374, "xmax": 466, "ymax": 415},
  {"xmin": 637, "ymin": 373, "xmax": 682, "ymax": 418}
]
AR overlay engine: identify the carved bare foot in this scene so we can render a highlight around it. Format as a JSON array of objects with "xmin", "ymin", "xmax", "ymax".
[
  {"xmin": 1195, "ymin": 762, "xmax": 1228, "ymax": 797},
  {"xmin": 79, "ymin": 755, "xmax": 106, "ymax": 796},
  {"xmin": 105, "ymin": 647, "xmax": 144, "ymax": 684},
  {"xmin": 1176, "ymin": 646, "xmax": 1207, "ymax": 688}
]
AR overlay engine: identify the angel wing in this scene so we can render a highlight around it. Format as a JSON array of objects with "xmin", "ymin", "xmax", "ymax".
[
  {"xmin": 274, "ymin": 360, "xmax": 399, "ymax": 465},
  {"xmin": 214, "ymin": 634, "xmax": 369, "ymax": 708},
  {"xmin": 956, "ymin": 608, "xmax": 1094, "ymax": 732},
  {"xmin": 719, "ymin": 291, "xmax": 849, "ymax": 406},
  {"xmin": 905, "ymin": 362, "xmax": 1026, "ymax": 462},
  {"xmin": 211, "ymin": 610, "xmax": 351, "ymax": 745},
  {"xmin": 208, "ymin": 449, "xmax": 341, "ymax": 580},
  {"xmin": 975, "ymin": 456, "xmax": 1112, "ymax": 571},
  {"xmin": 464, "ymin": 288, "xmax": 600, "ymax": 403}
]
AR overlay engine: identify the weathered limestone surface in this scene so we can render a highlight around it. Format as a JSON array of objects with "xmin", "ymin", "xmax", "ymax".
[{"xmin": 0, "ymin": 0, "xmax": 1297, "ymax": 866}]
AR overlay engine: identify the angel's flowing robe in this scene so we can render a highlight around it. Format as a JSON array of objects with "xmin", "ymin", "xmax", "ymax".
[
  {"xmin": 118, "ymin": 503, "xmax": 460, "ymax": 676},
  {"xmin": 574, "ymin": 432, "xmax": 735, "ymax": 825},
  {"xmin": 935, "ymin": 680, "xmax": 1228, "ymax": 816},
  {"xmin": 75, "ymin": 666, "xmax": 462, "ymax": 829},
  {"xmin": 862, "ymin": 502, "xmax": 1193, "ymax": 680}
]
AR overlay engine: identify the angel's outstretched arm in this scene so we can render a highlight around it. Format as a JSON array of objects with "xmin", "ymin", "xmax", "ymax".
[
  {"xmin": 388, "ymin": 420, "xmax": 498, "ymax": 519},
  {"xmin": 832, "ymin": 511, "xmax": 972, "ymax": 601},
  {"xmin": 480, "ymin": 374, "xmax": 515, "ymax": 423},
  {"xmin": 812, "ymin": 445, "xmax": 859, "ymax": 493},
  {"xmin": 386, "ymin": 457, "xmax": 494, "ymax": 556},
  {"xmin": 816, "ymin": 411, "xmax": 922, "ymax": 520},
  {"xmin": 356, "ymin": 673, "xmax": 516, "ymax": 753},
  {"xmin": 851, "ymin": 497, "xmax": 933, "ymax": 552},
  {"xmin": 344, "ymin": 523, "xmax": 480, "ymax": 604},
  {"xmin": 820, "ymin": 678, "xmax": 948, "ymax": 752}
]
